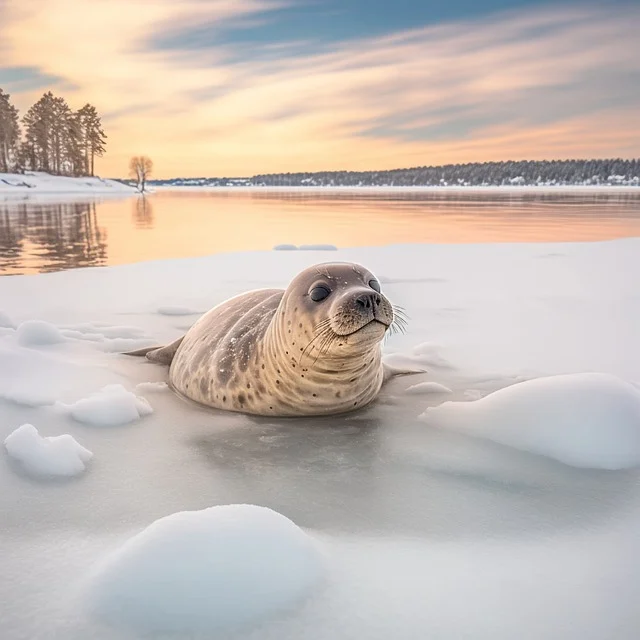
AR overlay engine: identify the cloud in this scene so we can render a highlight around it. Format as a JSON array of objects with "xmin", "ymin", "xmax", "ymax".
[{"xmin": 0, "ymin": 1, "xmax": 638, "ymax": 177}]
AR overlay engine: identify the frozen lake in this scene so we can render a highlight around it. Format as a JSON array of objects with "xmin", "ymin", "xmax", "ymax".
[
  {"xmin": 1, "ymin": 196, "xmax": 640, "ymax": 639},
  {"xmin": 1, "ymin": 188, "xmax": 640, "ymax": 275}
]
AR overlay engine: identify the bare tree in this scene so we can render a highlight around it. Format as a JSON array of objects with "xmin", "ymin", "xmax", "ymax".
[{"xmin": 129, "ymin": 156, "xmax": 153, "ymax": 192}]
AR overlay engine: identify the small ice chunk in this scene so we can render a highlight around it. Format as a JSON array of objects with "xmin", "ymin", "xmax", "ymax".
[
  {"xmin": 405, "ymin": 381, "xmax": 453, "ymax": 395},
  {"xmin": 58, "ymin": 384, "xmax": 153, "ymax": 427},
  {"xmin": 420, "ymin": 373, "xmax": 640, "ymax": 470},
  {"xmin": 86, "ymin": 504, "xmax": 326, "ymax": 633},
  {"xmin": 273, "ymin": 244, "xmax": 298, "ymax": 251},
  {"xmin": 4, "ymin": 423, "xmax": 93, "ymax": 478},
  {"xmin": 16, "ymin": 320, "xmax": 65, "ymax": 346},
  {"xmin": 298, "ymin": 244, "xmax": 338, "ymax": 251},
  {"xmin": 135, "ymin": 381, "xmax": 169, "ymax": 393},
  {"xmin": 157, "ymin": 307, "xmax": 200, "ymax": 316}
]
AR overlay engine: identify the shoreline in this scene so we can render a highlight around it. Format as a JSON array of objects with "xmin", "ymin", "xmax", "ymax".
[{"xmin": 151, "ymin": 184, "xmax": 640, "ymax": 194}]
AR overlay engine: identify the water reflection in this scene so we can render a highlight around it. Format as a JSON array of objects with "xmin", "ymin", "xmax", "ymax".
[
  {"xmin": 133, "ymin": 196, "xmax": 154, "ymax": 229},
  {"xmin": 0, "ymin": 201, "xmax": 107, "ymax": 275},
  {"xmin": 1, "ymin": 190, "xmax": 639, "ymax": 276}
]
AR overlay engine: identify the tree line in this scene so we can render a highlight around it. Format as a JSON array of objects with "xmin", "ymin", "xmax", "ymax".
[
  {"xmin": 0, "ymin": 88, "xmax": 106, "ymax": 176},
  {"xmin": 251, "ymin": 159, "xmax": 640, "ymax": 187}
]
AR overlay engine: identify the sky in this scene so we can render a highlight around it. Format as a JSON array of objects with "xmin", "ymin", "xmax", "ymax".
[{"xmin": 0, "ymin": 0, "xmax": 639, "ymax": 178}]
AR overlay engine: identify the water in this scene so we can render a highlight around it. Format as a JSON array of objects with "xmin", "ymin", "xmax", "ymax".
[{"xmin": 1, "ymin": 189, "xmax": 639, "ymax": 275}]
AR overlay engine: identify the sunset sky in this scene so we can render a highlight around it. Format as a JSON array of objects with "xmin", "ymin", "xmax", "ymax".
[{"xmin": 1, "ymin": 0, "xmax": 638, "ymax": 179}]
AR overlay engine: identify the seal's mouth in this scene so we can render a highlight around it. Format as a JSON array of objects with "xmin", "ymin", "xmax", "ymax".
[{"xmin": 347, "ymin": 318, "xmax": 389, "ymax": 336}]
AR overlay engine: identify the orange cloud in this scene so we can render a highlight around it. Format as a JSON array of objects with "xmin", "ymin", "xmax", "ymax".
[{"xmin": 1, "ymin": 1, "xmax": 638, "ymax": 177}]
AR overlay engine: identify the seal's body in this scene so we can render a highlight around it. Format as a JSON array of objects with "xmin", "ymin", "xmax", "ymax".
[{"xmin": 125, "ymin": 262, "xmax": 416, "ymax": 417}]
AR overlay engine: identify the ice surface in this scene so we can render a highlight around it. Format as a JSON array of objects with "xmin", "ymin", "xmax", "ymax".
[
  {"xmin": 4, "ymin": 423, "xmax": 93, "ymax": 478},
  {"xmin": 421, "ymin": 373, "xmax": 640, "ymax": 469},
  {"xmin": 86, "ymin": 504, "xmax": 325, "ymax": 633},
  {"xmin": 1, "ymin": 237, "xmax": 640, "ymax": 639},
  {"xmin": 57, "ymin": 384, "xmax": 153, "ymax": 427},
  {"xmin": 16, "ymin": 320, "xmax": 66, "ymax": 346}
]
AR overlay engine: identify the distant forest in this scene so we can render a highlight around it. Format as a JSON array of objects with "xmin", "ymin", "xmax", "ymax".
[
  {"xmin": 152, "ymin": 158, "xmax": 640, "ymax": 188},
  {"xmin": 0, "ymin": 87, "xmax": 106, "ymax": 176}
]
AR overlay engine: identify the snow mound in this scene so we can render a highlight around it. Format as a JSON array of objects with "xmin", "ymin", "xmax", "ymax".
[
  {"xmin": 0, "ymin": 310, "xmax": 15, "ymax": 329},
  {"xmin": 273, "ymin": 244, "xmax": 298, "ymax": 251},
  {"xmin": 4, "ymin": 424, "xmax": 93, "ymax": 478},
  {"xmin": 420, "ymin": 373, "xmax": 640, "ymax": 470},
  {"xmin": 16, "ymin": 320, "xmax": 65, "ymax": 346},
  {"xmin": 405, "ymin": 381, "xmax": 453, "ymax": 395},
  {"xmin": 86, "ymin": 504, "xmax": 325, "ymax": 633},
  {"xmin": 58, "ymin": 384, "xmax": 153, "ymax": 427}
]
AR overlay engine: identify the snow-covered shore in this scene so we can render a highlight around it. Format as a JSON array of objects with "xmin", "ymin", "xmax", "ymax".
[
  {"xmin": 1, "ymin": 238, "xmax": 640, "ymax": 639},
  {"xmin": 0, "ymin": 172, "xmax": 137, "ymax": 200}
]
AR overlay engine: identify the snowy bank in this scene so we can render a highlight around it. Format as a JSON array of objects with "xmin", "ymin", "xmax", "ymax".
[
  {"xmin": 0, "ymin": 171, "xmax": 136, "ymax": 200},
  {"xmin": 86, "ymin": 504, "xmax": 325, "ymax": 633},
  {"xmin": 420, "ymin": 373, "xmax": 640, "ymax": 469}
]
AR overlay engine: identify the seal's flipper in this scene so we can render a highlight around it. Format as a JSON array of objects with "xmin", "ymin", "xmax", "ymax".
[
  {"xmin": 382, "ymin": 362, "xmax": 426, "ymax": 384},
  {"xmin": 123, "ymin": 337, "xmax": 184, "ymax": 366}
]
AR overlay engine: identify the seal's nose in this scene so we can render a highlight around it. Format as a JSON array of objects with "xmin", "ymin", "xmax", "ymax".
[{"xmin": 355, "ymin": 293, "xmax": 381, "ymax": 310}]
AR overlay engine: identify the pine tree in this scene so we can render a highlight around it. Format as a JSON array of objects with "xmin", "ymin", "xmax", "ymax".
[
  {"xmin": 66, "ymin": 112, "xmax": 86, "ymax": 176},
  {"xmin": 0, "ymin": 88, "xmax": 21, "ymax": 172},
  {"xmin": 22, "ymin": 91, "xmax": 57, "ymax": 172},
  {"xmin": 78, "ymin": 104, "xmax": 106, "ymax": 176}
]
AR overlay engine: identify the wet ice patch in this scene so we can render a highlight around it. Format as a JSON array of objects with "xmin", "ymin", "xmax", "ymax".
[
  {"xmin": 57, "ymin": 384, "xmax": 153, "ymax": 427},
  {"xmin": 86, "ymin": 504, "xmax": 325, "ymax": 633},
  {"xmin": 16, "ymin": 320, "xmax": 65, "ymax": 346},
  {"xmin": 420, "ymin": 373, "xmax": 640, "ymax": 470},
  {"xmin": 405, "ymin": 381, "xmax": 453, "ymax": 395},
  {"xmin": 4, "ymin": 424, "xmax": 93, "ymax": 478}
]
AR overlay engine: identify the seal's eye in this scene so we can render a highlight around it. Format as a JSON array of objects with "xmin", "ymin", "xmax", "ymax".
[
  {"xmin": 368, "ymin": 279, "xmax": 381, "ymax": 293},
  {"xmin": 309, "ymin": 285, "xmax": 331, "ymax": 302}
]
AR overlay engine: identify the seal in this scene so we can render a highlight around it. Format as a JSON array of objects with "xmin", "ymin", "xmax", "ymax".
[{"xmin": 124, "ymin": 262, "xmax": 420, "ymax": 417}]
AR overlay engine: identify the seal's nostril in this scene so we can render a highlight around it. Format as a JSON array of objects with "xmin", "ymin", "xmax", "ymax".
[{"xmin": 356, "ymin": 294, "xmax": 376, "ymax": 309}]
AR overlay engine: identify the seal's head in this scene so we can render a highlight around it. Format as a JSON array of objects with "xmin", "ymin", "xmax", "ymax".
[{"xmin": 276, "ymin": 262, "xmax": 399, "ymax": 364}]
